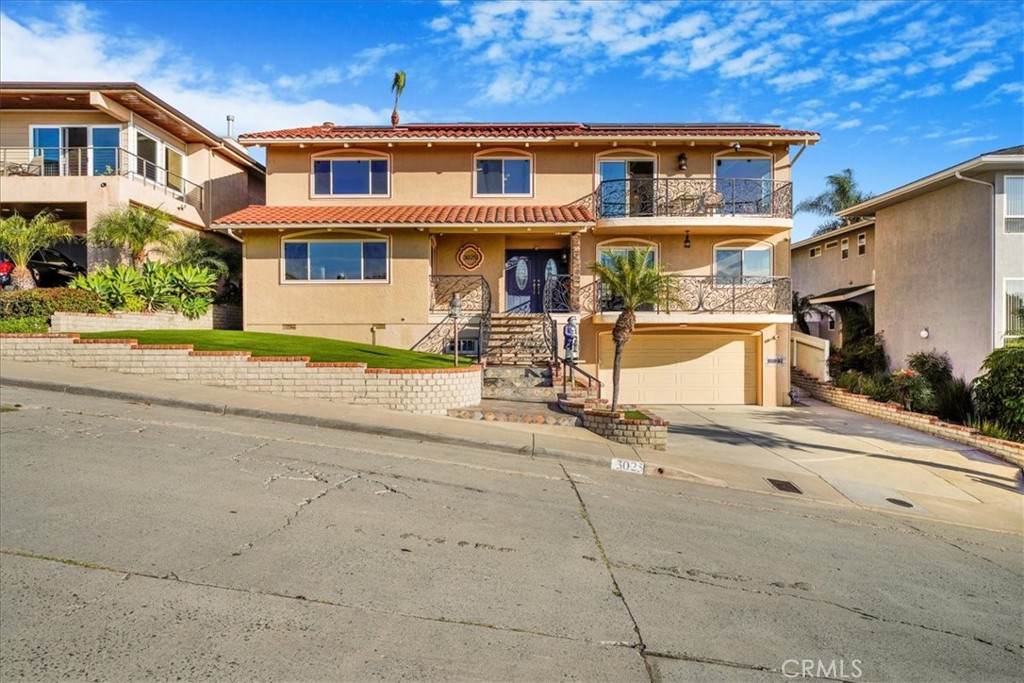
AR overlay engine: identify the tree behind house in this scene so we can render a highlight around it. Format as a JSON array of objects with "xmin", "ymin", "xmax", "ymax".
[
  {"xmin": 88, "ymin": 205, "xmax": 174, "ymax": 270},
  {"xmin": 796, "ymin": 168, "xmax": 873, "ymax": 236}
]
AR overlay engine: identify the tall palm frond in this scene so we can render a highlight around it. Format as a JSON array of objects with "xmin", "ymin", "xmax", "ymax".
[
  {"xmin": 391, "ymin": 70, "xmax": 406, "ymax": 126},
  {"xmin": 588, "ymin": 248, "xmax": 675, "ymax": 411},
  {"xmin": 0, "ymin": 211, "xmax": 73, "ymax": 290},
  {"xmin": 163, "ymin": 231, "xmax": 233, "ymax": 281},
  {"xmin": 796, "ymin": 168, "xmax": 873, "ymax": 236},
  {"xmin": 88, "ymin": 205, "xmax": 174, "ymax": 270}
]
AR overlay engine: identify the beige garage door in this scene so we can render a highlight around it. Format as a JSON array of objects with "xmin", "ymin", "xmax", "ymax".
[{"xmin": 598, "ymin": 333, "xmax": 758, "ymax": 405}]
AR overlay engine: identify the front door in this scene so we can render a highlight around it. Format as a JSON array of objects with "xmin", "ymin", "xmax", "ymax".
[{"xmin": 505, "ymin": 250, "xmax": 564, "ymax": 313}]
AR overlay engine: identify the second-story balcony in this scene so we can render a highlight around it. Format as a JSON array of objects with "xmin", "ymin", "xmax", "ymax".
[
  {"xmin": 0, "ymin": 146, "xmax": 203, "ymax": 210},
  {"xmin": 544, "ymin": 273, "xmax": 791, "ymax": 319},
  {"xmin": 579, "ymin": 177, "xmax": 793, "ymax": 220}
]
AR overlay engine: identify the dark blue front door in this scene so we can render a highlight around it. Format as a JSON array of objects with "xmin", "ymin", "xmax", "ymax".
[{"xmin": 505, "ymin": 250, "xmax": 564, "ymax": 313}]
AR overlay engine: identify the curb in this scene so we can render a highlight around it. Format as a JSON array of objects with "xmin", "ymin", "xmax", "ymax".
[{"xmin": 0, "ymin": 376, "xmax": 604, "ymax": 470}]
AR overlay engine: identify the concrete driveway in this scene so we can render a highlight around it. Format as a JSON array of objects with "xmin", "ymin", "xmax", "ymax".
[{"xmin": 648, "ymin": 399, "xmax": 1023, "ymax": 530}]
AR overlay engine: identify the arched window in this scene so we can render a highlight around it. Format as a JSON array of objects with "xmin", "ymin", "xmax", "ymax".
[
  {"xmin": 713, "ymin": 151, "xmax": 773, "ymax": 215},
  {"xmin": 311, "ymin": 150, "xmax": 390, "ymax": 197},
  {"xmin": 595, "ymin": 150, "xmax": 658, "ymax": 218},
  {"xmin": 473, "ymin": 148, "xmax": 532, "ymax": 196},
  {"xmin": 281, "ymin": 230, "xmax": 389, "ymax": 283}
]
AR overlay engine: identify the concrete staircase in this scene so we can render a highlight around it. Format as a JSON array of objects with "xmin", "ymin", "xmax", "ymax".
[
  {"xmin": 482, "ymin": 365, "xmax": 560, "ymax": 403},
  {"xmin": 484, "ymin": 314, "xmax": 550, "ymax": 366}
]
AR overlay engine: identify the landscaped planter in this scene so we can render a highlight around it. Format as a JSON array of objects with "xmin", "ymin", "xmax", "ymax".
[
  {"xmin": 792, "ymin": 371, "xmax": 1024, "ymax": 467},
  {"xmin": 49, "ymin": 304, "xmax": 242, "ymax": 333},
  {"xmin": 559, "ymin": 391, "xmax": 668, "ymax": 450},
  {"xmin": 0, "ymin": 333, "xmax": 481, "ymax": 415}
]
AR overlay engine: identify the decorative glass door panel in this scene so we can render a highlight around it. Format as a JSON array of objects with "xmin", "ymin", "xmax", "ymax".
[{"xmin": 504, "ymin": 250, "xmax": 565, "ymax": 313}]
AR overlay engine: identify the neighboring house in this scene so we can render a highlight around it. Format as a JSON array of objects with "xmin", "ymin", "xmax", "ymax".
[
  {"xmin": 825, "ymin": 146, "xmax": 1022, "ymax": 380},
  {"xmin": 791, "ymin": 218, "xmax": 876, "ymax": 347},
  {"xmin": 0, "ymin": 82, "xmax": 265, "ymax": 268},
  {"xmin": 212, "ymin": 122, "xmax": 820, "ymax": 406}
]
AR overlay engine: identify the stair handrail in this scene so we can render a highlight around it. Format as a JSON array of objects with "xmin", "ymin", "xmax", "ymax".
[{"xmin": 557, "ymin": 357, "xmax": 602, "ymax": 400}]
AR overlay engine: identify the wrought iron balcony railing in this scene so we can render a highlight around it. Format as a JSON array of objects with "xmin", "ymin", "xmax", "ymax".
[
  {"xmin": 429, "ymin": 275, "xmax": 492, "ymax": 315},
  {"xmin": 586, "ymin": 177, "xmax": 793, "ymax": 219},
  {"xmin": 0, "ymin": 146, "xmax": 204, "ymax": 209},
  {"xmin": 544, "ymin": 274, "xmax": 791, "ymax": 315}
]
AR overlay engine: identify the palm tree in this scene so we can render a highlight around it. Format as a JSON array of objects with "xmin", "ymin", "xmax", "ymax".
[
  {"xmin": 391, "ymin": 70, "xmax": 406, "ymax": 126},
  {"xmin": 88, "ymin": 205, "xmax": 174, "ymax": 270},
  {"xmin": 0, "ymin": 211, "xmax": 73, "ymax": 290},
  {"xmin": 792, "ymin": 291, "xmax": 830, "ymax": 335},
  {"xmin": 796, "ymin": 168, "xmax": 872, "ymax": 236},
  {"xmin": 163, "ymin": 231, "xmax": 233, "ymax": 281},
  {"xmin": 588, "ymin": 248, "xmax": 675, "ymax": 412}
]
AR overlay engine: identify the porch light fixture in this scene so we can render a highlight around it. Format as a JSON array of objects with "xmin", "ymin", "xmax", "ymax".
[
  {"xmin": 677, "ymin": 152, "xmax": 687, "ymax": 170},
  {"xmin": 684, "ymin": 230, "xmax": 691, "ymax": 249},
  {"xmin": 919, "ymin": 328, "xmax": 929, "ymax": 339}
]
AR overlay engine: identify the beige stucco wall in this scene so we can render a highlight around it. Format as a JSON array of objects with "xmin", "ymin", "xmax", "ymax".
[
  {"xmin": 263, "ymin": 143, "xmax": 791, "ymax": 206},
  {"xmin": 791, "ymin": 225, "xmax": 875, "ymax": 298},
  {"xmin": 875, "ymin": 180, "xmax": 991, "ymax": 378}
]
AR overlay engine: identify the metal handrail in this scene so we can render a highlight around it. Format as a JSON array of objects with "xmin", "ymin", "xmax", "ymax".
[
  {"xmin": 544, "ymin": 273, "xmax": 791, "ymax": 315},
  {"xmin": 559, "ymin": 358, "xmax": 602, "ymax": 399},
  {"xmin": 591, "ymin": 177, "xmax": 793, "ymax": 219},
  {"xmin": 428, "ymin": 275, "xmax": 491, "ymax": 361},
  {"xmin": 0, "ymin": 146, "xmax": 204, "ymax": 209}
]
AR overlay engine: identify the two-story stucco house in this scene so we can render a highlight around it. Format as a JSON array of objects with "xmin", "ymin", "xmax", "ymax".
[
  {"xmin": 0, "ymin": 82, "xmax": 265, "ymax": 268},
  {"xmin": 790, "ymin": 218, "xmax": 876, "ymax": 347},
  {"xmin": 213, "ymin": 122, "xmax": 820, "ymax": 407},
  {"xmin": 792, "ymin": 146, "xmax": 1023, "ymax": 380}
]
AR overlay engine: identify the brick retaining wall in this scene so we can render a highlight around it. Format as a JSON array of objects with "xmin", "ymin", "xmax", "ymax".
[
  {"xmin": 0, "ymin": 334, "xmax": 481, "ymax": 415},
  {"xmin": 559, "ymin": 392, "xmax": 668, "ymax": 451},
  {"xmin": 792, "ymin": 372, "xmax": 1024, "ymax": 467},
  {"xmin": 50, "ymin": 304, "xmax": 243, "ymax": 333}
]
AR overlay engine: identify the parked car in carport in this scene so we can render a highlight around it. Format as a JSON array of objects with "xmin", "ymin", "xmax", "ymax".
[{"xmin": 0, "ymin": 249, "xmax": 86, "ymax": 288}]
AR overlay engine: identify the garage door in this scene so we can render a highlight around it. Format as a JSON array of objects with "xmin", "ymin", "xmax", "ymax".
[{"xmin": 598, "ymin": 333, "xmax": 758, "ymax": 405}]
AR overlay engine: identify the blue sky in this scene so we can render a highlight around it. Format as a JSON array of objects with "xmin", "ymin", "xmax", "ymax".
[{"xmin": 1, "ymin": 0, "xmax": 1021, "ymax": 239}]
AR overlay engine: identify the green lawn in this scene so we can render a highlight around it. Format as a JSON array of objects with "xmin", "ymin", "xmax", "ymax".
[{"xmin": 78, "ymin": 330, "xmax": 475, "ymax": 368}]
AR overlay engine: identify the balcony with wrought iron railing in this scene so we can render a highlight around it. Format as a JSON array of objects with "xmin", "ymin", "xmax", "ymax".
[
  {"xmin": 544, "ymin": 273, "xmax": 791, "ymax": 317},
  {"xmin": 570, "ymin": 177, "xmax": 793, "ymax": 220},
  {"xmin": 0, "ymin": 146, "xmax": 203, "ymax": 209}
]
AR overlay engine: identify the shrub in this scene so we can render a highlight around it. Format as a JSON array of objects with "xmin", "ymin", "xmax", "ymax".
[
  {"xmin": 0, "ymin": 316, "xmax": 49, "ymax": 333},
  {"xmin": 972, "ymin": 340, "xmax": 1024, "ymax": 441},
  {"xmin": 835, "ymin": 370, "xmax": 865, "ymax": 392},
  {"xmin": 69, "ymin": 263, "xmax": 216, "ymax": 320},
  {"xmin": 830, "ymin": 334, "xmax": 889, "ymax": 377},
  {"xmin": 0, "ymin": 288, "xmax": 103, "ymax": 318},
  {"xmin": 888, "ymin": 369, "xmax": 934, "ymax": 412},
  {"xmin": 863, "ymin": 374, "xmax": 894, "ymax": 403},
  {"xmin": 967, "ymin": 418, "xmax": 1015, "ymax": 441},
  {"xmin": 933, "ymin": 376, "xmax": 975, "ymax": 425},
  {"xmin": 906, "ymin": 350, "xmax": 953, "ymax": 390}
]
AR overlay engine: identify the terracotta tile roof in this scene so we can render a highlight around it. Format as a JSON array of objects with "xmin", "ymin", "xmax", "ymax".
[
  {"xmin": 212, "ymin": 204, "xmax": 594, "ymax": 227},
  {"xmin": 241, "ymin": 122, "xmax": 819, "ymax": 143}
]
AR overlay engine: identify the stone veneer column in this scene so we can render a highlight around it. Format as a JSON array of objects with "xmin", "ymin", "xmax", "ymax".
[{"xmin": 570, "ymin": 231, "xmax": 581, "ymax": 312}]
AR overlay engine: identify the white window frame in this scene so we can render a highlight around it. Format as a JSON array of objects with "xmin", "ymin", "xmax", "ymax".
[
  {"xmin": 280, "ymin": 234, "xmax": 391, "ymax": 284},
  {"xmin": 28, "ymin": 124, "xmax": 124, "ymax": 177},
  {"xmin": 824, "ymin": 240, "xmax": 838, "ymax": 251},
  {"xmin": 809, "ymin": 246, "xmax": 821, "ymax": 258},
  {"xmin": 857, "ymin": 233, "xmax": 867, "ymax": 256},
  {"xmin": 1004, "ymin": 277, "xmax": 1024, "ymax": 341},
  {"xmin": 596, "ymin": 238, "xmax": 659, "ymax": 266},
  {"xmin": 472, "ymin": 149, "xmax": 533, "ymax": 197},
  {"xmin": 130, "ymin": 126, "xmax": 187, "ymax": 196},
  {"xmin": 1005, "ymin": 175, "xmax": 1024, "ymax": 234},
  {"xmin": 310, "ymin": 150, "xmax": 391, "ymax": 198},
  {"xmin": 713, "ymin": 240, "xmax": 773, "ymax": 283},
  {"xmin": 840, "ymin": 238, "xmax": 850, "ymax": 260}
]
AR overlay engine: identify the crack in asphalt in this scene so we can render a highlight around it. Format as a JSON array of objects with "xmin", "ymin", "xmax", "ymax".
[
  {"xmin": 898, "ymin": 520, "xmax": 1024, "ymax": 579},
  {"xmin": 613, "ymin": 561, "xmax": 1022, "ymax": 657},
  {"xmin": 561, "ymin": 465, "xmax": 655, "ymax": 683}
]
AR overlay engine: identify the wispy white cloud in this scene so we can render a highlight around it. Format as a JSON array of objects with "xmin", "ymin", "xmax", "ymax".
[
  {"xmin": 824, "ymin": 1, "xmax": 895, "ymax": 28},
  {"xmin": 861, "ymin": 42, "xmax": 910, "ymax": 63},
  {"xmin": 898, "ymin": 83, "xmax": 944, "ymax": 100},
  {"xmin": 766, "ymin": 68, "xmax": 823, "ymax": 92},
  {"xmin": 836, "ymin": 118, "xmax": 862, "ymax": 130},
  {"xmin": 948, "ymin": 135, "xmax": 998, "ymax": 146},
  {"xmin": 953, "ymin": 62, "xmax": 999, "ymax": 90}
]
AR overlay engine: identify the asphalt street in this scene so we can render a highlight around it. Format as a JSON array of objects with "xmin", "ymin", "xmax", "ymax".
[{"xmin": 1, "ymin": 386, "xmax": 1021, "ymax": 682}]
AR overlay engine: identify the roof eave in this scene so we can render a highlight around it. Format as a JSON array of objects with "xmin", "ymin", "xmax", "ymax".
[
  {"xmin": 211, "ymin": 221, "xmax": 592, "ymax": 230},
  {"xmin": 791, "ymin": 218, "xmax": 875, "ymax": 249},
  {"xmin": 239, "ymin": 133, "xmax": 821, "ymax": 147}
]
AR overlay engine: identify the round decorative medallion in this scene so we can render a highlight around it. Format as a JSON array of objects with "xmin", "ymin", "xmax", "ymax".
[{"xmin": 456, "ymin": 243, "xmax": 484, "ymax": 271}]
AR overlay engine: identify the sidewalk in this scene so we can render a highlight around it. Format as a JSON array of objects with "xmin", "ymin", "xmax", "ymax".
[{"xmin": 2, "ymin": 359, "xmax": 1021, "ymax": 534}]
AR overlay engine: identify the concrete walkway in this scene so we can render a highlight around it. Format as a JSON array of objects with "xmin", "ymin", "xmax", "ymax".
[{"xmin": 2, "ymin": 359, "xmax": 1021, "ymax": 534}]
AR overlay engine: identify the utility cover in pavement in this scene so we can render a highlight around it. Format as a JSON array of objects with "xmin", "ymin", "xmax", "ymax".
[{"xmin": 766, "ymin": 478, "xmax": 803, "ymax": 494}]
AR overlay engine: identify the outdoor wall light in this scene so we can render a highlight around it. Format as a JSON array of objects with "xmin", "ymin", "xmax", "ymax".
[
  {"xmin": 561, "ymin": 249, "xmax": 569, "ymax": 264},
  {"xmin": 920, "ymin": 328, "xmax": 929, "ymax": 339},
  {"xmin": 677, "ymin": 152, "xmax": 688, "ymax": 170},
  {"xmin": 731, "ymin": 142, "xmax": 741, "ymax": 151},
  {"xmin": 684, "ymin": 230, "xmax": 691, "ymax": 249}
]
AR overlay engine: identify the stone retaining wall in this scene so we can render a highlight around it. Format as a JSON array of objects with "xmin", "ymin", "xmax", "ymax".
[
  {"xmin": 0, "ymin": 334, "xmax": 481, "ymax": 415},
  {"xmin": 792, "ymin": 372, "xmax": 1024, "ymax": 467},
  {"xmin": 559, "ymin": 392, "xmax": 668, "ymax": 451},
  {"xmin": 50, "ymin": 304, "xmax": 243, "ymax": 333}
]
